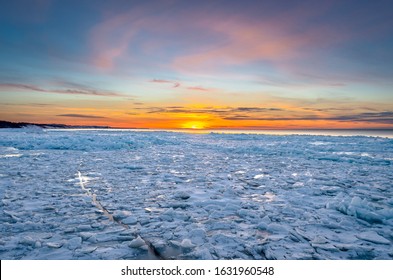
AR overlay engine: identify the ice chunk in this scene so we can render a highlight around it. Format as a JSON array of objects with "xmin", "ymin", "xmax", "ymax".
[
  {"xmin": 129, "ymin": 236, "xmax": 145, "ymax": 248},
  {"xmin": 144, "ymin": 208, "xmax": 153, "ymax": 213},
  {"xmin": 122, "ymin": 216, "xmax": 138, "ymax": 225},
  {"xmin": 267, "ymin": 223, "xmax": 289, "ymax": 234},
  {"xmin": 173, "ymin": 192, "xmax": 190, "ymax": 200},
  {"xmin": 46, "ymin": 242, "xmax": 63, "ymax": 249},
  {"xmin": 257, "ymin": 222, "xmax": 268, "ymax": 230},
  {"xmin": 19, "ymin": 236, "xmax": 37, "ymax": 246},
  {"xmin": 180, "ymin": 239, "xmax": 195, "ymax": 249},
  {"xmin": 311, "ymin": 236, "xmax": 328, "ymax": 244},
  {"xmin": 189, "ymin": 229, "xmax": 207, "ymax": 245},
  {"xmin": 79, "ymin": 232, "xmax": 94, "ymax": 241},
  {"xmin": 76, "ymin": 246, "xmax": 97, "ymax": 254},
  {"xmin": 354, "ymin": 208, "xmax": 383, "ymax": 224},
  {"xmin": 113, "ymin": 210, "xmax": 132, "ymax": 220},
  {"xmin": 76, "ymin": 225, "xmax": 92, "ymax": 232},
  {"xmin": 67, "ymin": 237, "xmax": 82, "ymax": 250},
  {"xmin": 311, "ymin": 243, "xmax": 339, "ymax": 252},
  {"xmin": 327, "ymin": 195, "xmax": 384, "ymax": 224},
  {"xmin": 356, "ymin": 232, "xmax": 390, "ymax": 245}
]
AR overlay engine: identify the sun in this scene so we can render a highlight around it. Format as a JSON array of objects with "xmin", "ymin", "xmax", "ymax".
[{"xmin": 181, "ymin": 121, "xmax": 207, "ymax": 130}]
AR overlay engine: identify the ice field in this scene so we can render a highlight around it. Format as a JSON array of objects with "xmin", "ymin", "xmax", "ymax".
[{"xmin": 0, "ymin": 129, "xmax": 392, "ymax": 259}]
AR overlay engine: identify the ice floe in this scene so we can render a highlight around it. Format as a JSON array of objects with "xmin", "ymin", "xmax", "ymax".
[{"xmin": 0, "ymin": 129, "xmax": 392, "ymax": 259}]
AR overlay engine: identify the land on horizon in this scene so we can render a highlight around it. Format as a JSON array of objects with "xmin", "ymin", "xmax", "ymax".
[{"xmin": 0, "ymin": 120, "xmax": 110, "ymax": 129}]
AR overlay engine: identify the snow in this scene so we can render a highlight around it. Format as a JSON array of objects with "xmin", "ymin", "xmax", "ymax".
[{"xmin": 0, "ymin": 129, "xmax": 392, "ymax": 260}]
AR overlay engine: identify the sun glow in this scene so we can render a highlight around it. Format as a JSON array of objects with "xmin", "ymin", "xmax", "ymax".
[{"xmin": 181, "ymin": 121, "xmax": 207, "ymax": 129}]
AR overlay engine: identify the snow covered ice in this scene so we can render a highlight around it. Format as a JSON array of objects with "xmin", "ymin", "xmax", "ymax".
[{"xmin": 0, "ymin": 128, "xmax": 392, "ymax": 259}]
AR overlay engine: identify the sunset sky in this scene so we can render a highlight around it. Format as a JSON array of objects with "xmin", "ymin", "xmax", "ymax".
[{"xmin": 1, "ymin": 0, "xmax": 393, "ymax": 129}]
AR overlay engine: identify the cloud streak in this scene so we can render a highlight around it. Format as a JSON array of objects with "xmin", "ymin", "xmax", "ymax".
[
  {"xmin": 57, "ymin": 114, "xmax": 107, "ymax": 119},
  {"xmin": 129, "ymin": 105, "xmax": 393, "ymax": 125},
  {"xmin": 186, "ymin": 86, "xmax": 209, "ymax": 92},
  {"xmin": 150, "ymin": 79, "xmax": 213, "ymax": 92},
  {"xmin": 150, "ymin": 79, "xmax": 180, "ymax": 88},
  {"xmin": 0, "ymin": 83, "xmax": 125, "ymax": 97},
  {"xmin": 224, "ymin": 112, "xmax": 393, "ymax": 124},
  {"xmin": 134, "ymin": 106, "xmax": 290, "ymax": 116}
]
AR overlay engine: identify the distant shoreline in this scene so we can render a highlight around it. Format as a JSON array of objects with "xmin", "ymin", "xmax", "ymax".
[{"xmin": 0, "ymin": 120, "xmax": 112, "ymax": 129}]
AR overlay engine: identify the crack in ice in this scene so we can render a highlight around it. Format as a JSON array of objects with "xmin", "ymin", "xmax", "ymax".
[{"xmin": 77, "ymin": 170, "xmax": 165, "ymax": 260}]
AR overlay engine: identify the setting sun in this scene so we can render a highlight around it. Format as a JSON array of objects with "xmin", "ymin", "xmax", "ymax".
[{"xmin": 181, "ymin": 121, "xmax": 207, "ymax": 129}]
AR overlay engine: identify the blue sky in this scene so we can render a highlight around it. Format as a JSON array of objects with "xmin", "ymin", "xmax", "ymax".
[{"xmin": 1, "ymin": 0, "xmax": 393, "ymax": 129}]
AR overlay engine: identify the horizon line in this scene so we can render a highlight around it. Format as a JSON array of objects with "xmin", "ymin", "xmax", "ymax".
[{"xmin": 1, "ymin": 119, "xmax": 393, "ymax": 131}]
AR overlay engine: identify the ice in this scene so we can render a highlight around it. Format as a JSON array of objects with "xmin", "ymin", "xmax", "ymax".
[
  {"xmin": 180, "ymin": 239, "xmax": 195, "ymax": 248},
  {"xmin": 46, "ymin": 242, "xmax": 63, "ymax": 249},
  {"xmin": 19, "ymin": 236, "xmax": 37, "ymax": 246},
  {"xmin": 112, "ymin": 210, "xmax": 132, "ymax": 220},
  {"xmin": 67, "ymin": 237, "xmax": 82, "ymax": 250},
  {"xmin": 326, "ymin": 194, "xmax": 387, "ymax": 224},
  {"xmin": 128, "ymin": 236, "xmax": 145, "ymax": 248},
  {"xmin": 356, "ymin": 231, "xmax": 391, "ymax": 245},
  {"xmin": 0, "ymin": 129, "xmax": 392, "ymax": 259},
  {"xmin": 122, "ymin": 216, "xmax": 138, "ymax": 225},
  {"xmin": 188, "ymin": 229, "xmax": 207, "ymax": 245},
  {"xmin": 173, "ymin": 192, "xmax": 191, "ymax": 200}
]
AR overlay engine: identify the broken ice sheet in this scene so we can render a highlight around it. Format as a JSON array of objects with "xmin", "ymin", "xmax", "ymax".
[{"xmin": 0, "ymin": 129, "xmax": 392, "ymax": 259}]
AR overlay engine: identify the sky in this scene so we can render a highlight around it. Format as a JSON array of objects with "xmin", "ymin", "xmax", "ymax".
[{"xmin": 0, "ymin": 0, "xmax": 393, "ymax": 129}]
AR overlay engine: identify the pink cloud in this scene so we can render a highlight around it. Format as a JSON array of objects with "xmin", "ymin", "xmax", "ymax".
[
  {"xmin": 186, "ymin": 86, "xmax": 209, "ymax": 92},
  {"xmin": 171, "ymin": 14, "xmax": 349, "ymax": 74},
  {"xmin": 88, "ymin": 1, "xmax": 358, "ymax": 79},
  {"xmin": 89, "ymin": 1, "xmax": 176, "ymax": 70},
  {"xmin": 90, "ymin": 11, "xmax": 140, "ymax": 69},
  {"xmin": 166, "ymin": 2, "xmax": 357, "ymax": 77},
  {"xmin": 90, "ymin": 5, "xmax": 303, "ymax": 73}
]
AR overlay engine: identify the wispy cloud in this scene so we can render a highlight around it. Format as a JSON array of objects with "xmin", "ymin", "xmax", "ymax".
[
  {"xmin": 330, "ymin": 112, "xmax": 393, "ymax": 124},
  {"xmin": 0, "ymin": 83, "xmax": 125, "ymax": 97},
  {"xmin": 150, "ymin": 79, "xmax": 214, "ymax": 92},
  {"xmin": 134, "ymin": 106, "xmax": 284, "ymax": 116},
  {"xmin": 129, "ymin": 105, "xmax": 393, "ymax": 125},
  {"xmin": 236, "ymin": 107, "xmax": 282, "ymax": 112},
  {"xmin": 90, "ymin": 10, "xmax": 139, "ymax": 69},
  {"xmin": 150, "ymin": 79, "xmax": 180, "ymax": 88},
  {"xmin": 186, "ymin": 86, "xmax": 209, "ymax": 92},
  {"xmin": 57, "ymin": 114, "xmax": 107, "ymax": 119},
  {"xmin": 224, "ymin": 111, "xmax": 393, "ymax": 124}
]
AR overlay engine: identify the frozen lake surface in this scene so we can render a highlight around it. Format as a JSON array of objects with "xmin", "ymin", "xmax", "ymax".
[{"xmin": 0, "ymin": 129, "xmax": 392, "ymax": 259}]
